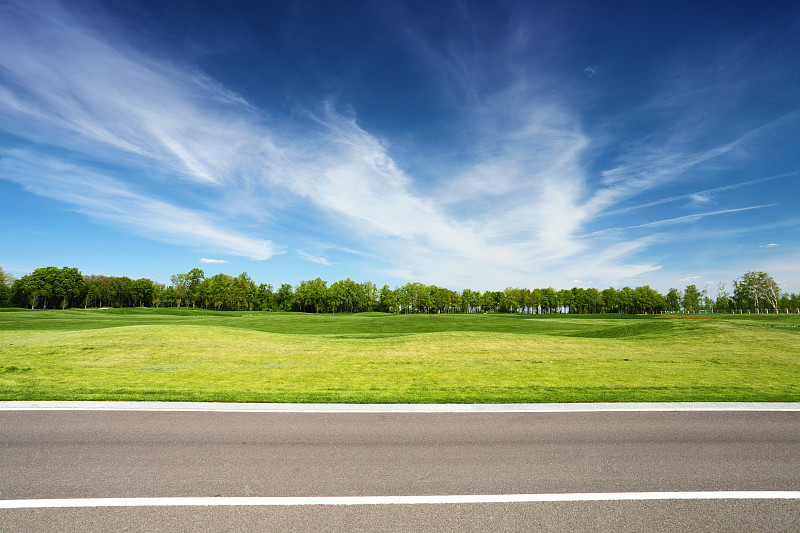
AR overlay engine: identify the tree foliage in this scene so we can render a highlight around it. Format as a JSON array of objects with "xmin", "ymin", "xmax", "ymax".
[
  {"xmin": 734, "ymin": 271, "xmax": 781, "ymax": 312},
  {"xmin": 0, "ymin": 266, "xmax": 15, "ymax": 308},
  {"xmin": 5, "ymin": 265, "xmax": 795, "ymax": 314}
]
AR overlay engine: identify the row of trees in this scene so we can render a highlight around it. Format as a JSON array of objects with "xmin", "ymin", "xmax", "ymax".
[
  {"xmin": 662, "ymin": 272, "xmax": 792, "ymax": 314},
  {"xmin": 2, "ymin": 265, "xmax": 798, "ymax": 314}
]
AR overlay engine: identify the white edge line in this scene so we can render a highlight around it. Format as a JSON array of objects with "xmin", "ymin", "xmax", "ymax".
[
  {"xmin": 1, "ymin": 402, "xmax": 799, "ymax": 413},
  {"xmin": 2, "ymin": 492, "xmax": 799, "ymax": 509}
]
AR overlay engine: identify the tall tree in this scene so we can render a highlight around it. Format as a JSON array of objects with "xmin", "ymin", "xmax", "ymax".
[
  {"xmin": 0, "ymin": 266, "xmax": 14, "ymax": 307},
  {"xmin": 530, "ymin": 288, "xmax": 542, "ymax": 314},
  {"xmin": 275, "ymin": 283, "xmax": 296, "ymax": 311},
  {"xmin": 556, "ymin": 289, "xmax": 571, "ymax": 313},
  {"xmin": 665, "ymin": 288, "xmax": 681, "ymax": 312},
  {"xmin": 540, "ymin": 288, "xmax": 557, "ymax": 314},
  {"xmin": 715, "ymin": 282, "xmax": 731, "ymax": 312},
  {"xmin": 585, "ymin": 287, "xmax": 603, "ymax": 314},
  {"xmin": 170, "ymin": 273, "xmax": 189, "ymax": 308},
  {"xmin": 186, "ymin": 268, "xmax": 205, "ymax": 308},
  {"xmin": 206, "ymin": 273, "xmax": 233, "ymax": 310},
  {"xmin": 570, "ymin": 287, "xmax": 587, "ymax": 314},
  {"xmin": 17, "ymin": 266, "xmax": 86, "ymax": 309},
  {"xmin": 601, "ymin": 287, "xmax": 618, "ymax": 313},
  {"xmin": 379, "ymin": 284, "xmax": 397, "ymax": 313},
  {"xmin": 459, "ymin": 289, "xmax": 475, "ymax": 313},
  {"xmin": 131, "ymin": 278, "xmax": 155, "ymax": 307},
  {"xmin": 232, "ymin": 272, "xmax": 256, "ymax": 310},
  {"xmin": 361, "ymin": 281, "xmax": 378, "ymax": 312},
  {"xmin": 110, "ymin": 276, "xmax": 133, "ymax": 307},
  {"xmin": 737, "ymin": 271, "xmax": 780, "ymax": 312},
  {"xmin": 618, "ymin": 287, "xmax": 634, "ymax": 314},
  {"xmin": 683, "ymin": 284, "xmax": 701, "ymax": 313},
  {"xmin": 257, "ymin": 283, "xmax": 274, "ymax": 311}
]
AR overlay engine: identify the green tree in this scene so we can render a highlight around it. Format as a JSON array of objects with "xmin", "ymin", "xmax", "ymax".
[
  {"xmin": 152, "ymin": 282, "xmax": 165, "ymax": 309},
  {"xmin": 540, "ymin": 288, "xmax": 557, "ymax": 314},
  {"xmin": 570, "ymin": 287, "xmax": 587, "ymax": 314},
  {"xmin": 778, "ymin": 292, "xmax": 799, "ymax": 312},
  {"xmin": 206, "ymin": 273, "xmax": 233, "ymax": 310},
  {"xmin": 601, "ymin": 287, "xmax": 618, "ymax": 313},
  {"xmin": 633, "ymin": 286, "xmax": 665, "ymax": 314},
  {"xmin": 110, "ymin": 276, "xmax": 133, "ymax": 307},
  {"xmin": 296, "ymin": 278, "xmax": 328, "ymax": 313},
  {"xmin": 665, "ymin": 288, "xmax": 681, "ymax": 313},
  {"xmin": 701, "ymin": 284, "xmax": 713, "ymax": 312},
  {"xmin": 361, "ymin": 281, "xmax": 378, "ymax": 312},
  {"xmin": 379, "ymin": 284, "xmax": 397, "ymax": 313},
  {"xmin": 257, "ymin": 283, "xmax": 274, "ymax": 311},
  {"xmin": 517, "ymin": 287, "xmax": 532, "ymax": 313},
  {"xmin": 231, "ymin": 272, "xmax": 256, "ymax": 310},
  {"xmin": 21, "ymin": 267, "xmax": 54, "ymax": 308},
  {"xmin": 733, "ymin": 277, "xmax": 753, "ymax": 311},
  {"xmin": 480, "ymin": 291, "xmax": 497, "ymax": 312},
  {"xmin": 275, "ymin": 283, "xmax": 295, "ymax": 311},
  {"xmin": 755, "ymin": 271, "xmax": 780, "ymax": 312},
  {"xmin": 132, "ymin": 278, "xmax": 155, "ymax": 307},
  {"xmin": 530, "ymin": 288, "xmax": 542, "ymax": 314},
  {"xmin": 333, "ymin": 278, "xmax": 362, "ymax": 313},
  {"xmin": 459, "ymin": 289, "xmax": 475, "ymax": 313},
  {"xmin": 557, "ymin": 289, "xmax": 572, "ymax": 314},
  {"xmin": 161, "ymin": 286, "xmax": 177, "ymax": 308},
  {"xmin": 715, "ymin": 282, "xmax": 731, "ymax": 313},
  {"xmin": 186, "ymin": 268, "xmax": 205, "ymax": 308},
  {"xmin": 83, "ymin": 275, "xmax": 113, "ymax": 308},
  {"xmin": 170, "ymin": 273, "xmax": 189, "ymax": 308},
  {"xmin": 683, "ymin": 284, "xmax": 700, "ymax": 313},
  {"xmin": 0, "ymin": 266, "xmax": 15, "ymax": 307},
  {"xmin": 17, "ymin": 266, "xmax": 85, "ymax": 309},
  {"xmin": 395, "ymin": 285, "xmax": 411, "ymax": 313},
  {"xmin": 328, "ymin": 281, "xmax": 344, "ymax": 313},
  {"xmin": 585, "ymin": 287, "xmax": 603, "ymax": 314},
  {"xmin": 618, "ymin": 287, "xmax": 634, "ymax": 314},
  {"xmin": 735, "ymin": 271, "xmax": 780, "ymax": 312}
]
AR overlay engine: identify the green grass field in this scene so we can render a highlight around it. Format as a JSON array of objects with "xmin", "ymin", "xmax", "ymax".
[{"xmin": 1, "ymin": 308, "xmax": 798, "ymax": 403}]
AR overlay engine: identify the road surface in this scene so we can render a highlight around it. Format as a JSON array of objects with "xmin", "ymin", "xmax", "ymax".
[{"xmin": 0, "ymin": 404, "xmax": 798, "ymax": 531}]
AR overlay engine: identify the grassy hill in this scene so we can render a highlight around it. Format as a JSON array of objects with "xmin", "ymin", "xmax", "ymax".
[{"xmin": 1, "ymin": 308, "xmax": 798, "ymax": 403}]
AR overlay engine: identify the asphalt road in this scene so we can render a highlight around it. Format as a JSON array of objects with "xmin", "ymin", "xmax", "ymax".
[{"xmin": 1, "ymin": 409, "xmax": 798, "ymax": 531}]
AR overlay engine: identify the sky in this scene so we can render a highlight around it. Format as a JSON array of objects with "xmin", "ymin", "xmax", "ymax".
[{"xmin": 1, "ymin": 0, "xmax": 799, "ymax": 294}]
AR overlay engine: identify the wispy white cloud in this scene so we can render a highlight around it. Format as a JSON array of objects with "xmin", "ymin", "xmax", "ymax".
[
  {"xmin": 0, "ymin": 150, "xmax": 279, "ymax": 260},
  {"xmin": 585, "ymin": 133, "xmax": 757, "ymax": 219},
  {"xmin": 619, "ymin": 205, "xmax": 775, "ymax": 230},
  {"xmin": 0, "ymin": 2, "xmax": 269, "ymax": 188},
  {"xmin": 298, "ymin": 252, "xmax": 332, "ymax": 266},
  {"xmin": 0, "ymin": 0, "xmax": 721, "ymax": 290},
  {"xmin": 200, "ymin": 258, "xmax": 228, "ymax": 264},
  {"xmin": 1, "ymin": 0, "xmax": 796, "ymax": 291},
  {"xmin": 600, "ymin": 170, "xmax": 800, "ymax": 217},
  {"xmin": 583, "ymin": 205, "xmax": 775, "ymax": 237}
]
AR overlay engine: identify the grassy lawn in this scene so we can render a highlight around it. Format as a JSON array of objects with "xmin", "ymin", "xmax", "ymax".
[{"xmin": 0, "ymin": 308, "xmax": 798, "ymax": 403}]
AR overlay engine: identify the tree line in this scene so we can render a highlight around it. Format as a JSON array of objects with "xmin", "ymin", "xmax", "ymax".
[{"xmin": 1, "ymin": 265, "xmax": 798, "ymax": 314}]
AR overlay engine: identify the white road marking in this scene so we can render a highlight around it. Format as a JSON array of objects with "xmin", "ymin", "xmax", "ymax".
[
  {"xmin": 2, "ymin": 492, "xmax": 799, "ymax": 509},
  {"xmin": 1, "ymin": 401, "xmax": 799, "ymax": 412}
]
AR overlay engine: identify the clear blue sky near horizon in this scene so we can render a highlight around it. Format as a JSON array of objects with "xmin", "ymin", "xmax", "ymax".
[{"xmin": 1, "ymin": 0, "xmax": 799, "ymax": 294}]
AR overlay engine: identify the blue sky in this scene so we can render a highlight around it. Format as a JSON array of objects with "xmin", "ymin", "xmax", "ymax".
[{"xmin": 2, "ymin": 0, "xmax": 799, "ymax": 294}]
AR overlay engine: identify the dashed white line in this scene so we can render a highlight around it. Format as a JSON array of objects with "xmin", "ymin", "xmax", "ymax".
[{"xmin": 2, "ymin": 492, "xmax": 799, "ymax": 509}]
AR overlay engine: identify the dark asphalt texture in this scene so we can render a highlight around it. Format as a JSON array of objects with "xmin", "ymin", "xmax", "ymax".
[{"xmin": 1, "ymin": 410, "xmax": 798, "ymax": 531}]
